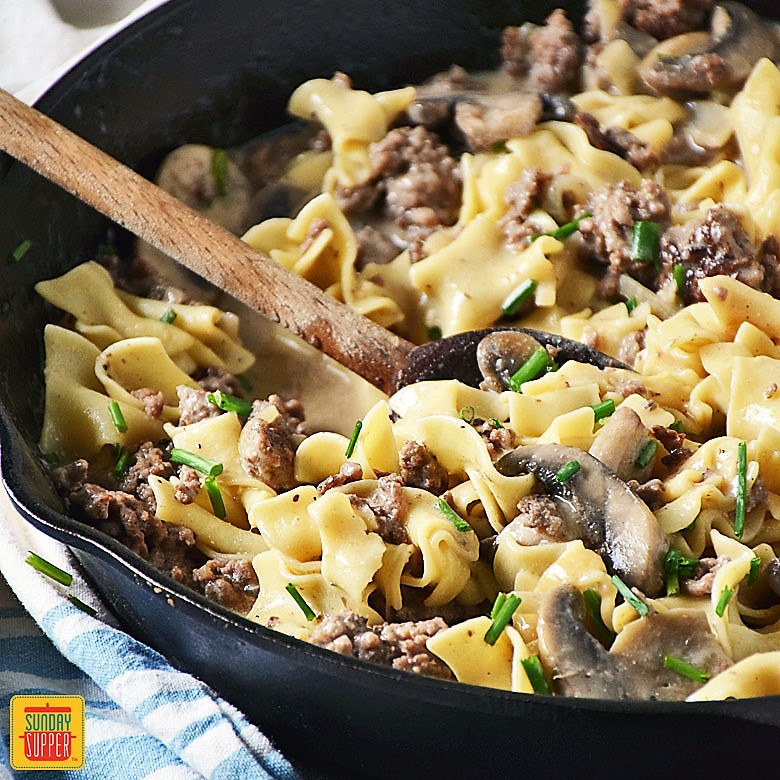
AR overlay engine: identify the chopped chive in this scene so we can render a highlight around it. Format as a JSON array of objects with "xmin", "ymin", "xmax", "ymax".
[
  {"xmin": 490, "ymin": 592, "xmax": 507, "ymax": 620},
  {"xmin": 204, "ymin": 475, "xmax": 226, "ymax": 519},
  {"xmin": 664, "ymin": 549, "xmax": 699, "ymax": 596},
  {"xmin": 501, "ymin": 279, "xmax": 537, "ymax": 318},
  {"xmin": 437, "ymin": 498, "xmax": 473, "ymax": 533},
  {"xmin": 211, "ymin": 148, "xmax": 229, "ymax": 196},
  {"xmin": 427, "ymin": 325, "xmax": 442, "ymax": 341},
  {"xmin": 591, "ymin": 399, "xmax": 615, "ymax": 422},
  {"xmin": 484, "ymin": 593, "xmax": 522, "ymax": 645},
  {"xmin": 625, "ymin": 297, "xmax": 638, "ymax": 314},
  {"xmin": 533, "ymin": 212, "xmax": 591, "ymax": 242},
  {"xmin": 207, "ymin": 390, "xmax": 253, "ymax": 417},
  {"xmin": 25, "ymin": 552, "xmax": 73, "ymax": 586},
  {"xmin": 582, "ymin": 589, "xmax": 616, "ymax": 647},
  {"xmin": 169, "ymin": 448, "xmax": 223, "ymax": 477},
  {"xmin": 715, "ymin": 585, "xmax": 733, "ymax": 618},
  {"xmin": 286, "ymin": 582, "xmax": 316, "ymax": 621},
  {"xmin": 113, "ymin": 446, "xmax": 132, "ymax": 479},
  {"xmin": 673, "ymin": 263, "xmax": 687, "ymax": 297},
  {"xmin": 630, "ymin": 221, "xmax": 660, "ymax": 266},
  {"xmin": 508, "ymin": 347, "xmax": 553, "ymax": 392},
  {"xmin": 634, "ymin": 439, "xmax": 658, "ymax": 469},
  {"xmin": 490, "ymin": 418, "xmax": 504, "ymax": 429},
  {"xmin": 748, "ymin": 556, "xmax": 761, "ymax": 586},
  {"xmin": 108, "ymin": 399, "xmax": 127, "ymax": 434},
  {"xmin": 345, "ymin": 420, "xmax": 363, "ymax": 459},
  {"xmin": 67, "ymin": 595, "xmax": 97, "ymax": 616},
  {"xmin": 555, "ymin": 460, "xmax": 581, "ymax": 483},
  {"xmin": 490, "ymin": 140, "xmax": 509, "ymax": 154},
  {"xmin": 459, "ymin": 406, "xmax": 476, "ymax": 423},
  {"xmin": 669, "ymin": 421, "xmax": 685, "ymax": 434},
  {"xmin": 735, "ymin": 441, "xmax": 747, "ymax": 539},
  {"xmin": 521, "ymin": 655, "xmax": 552, "ymax": 694},
  {"xmin": 9, "ymin": 239, "xmax": 32, "ymax": 263},
  {"xmin": 611, "ymin": 574, "xmax": 649, "ymax": 617},
  {"xmin": 664, "ymin": 655, "xmax": 710, "ymax": 683},
  {"xmin": 160, "ymin": 307, "xmax": 178, "ymax": 324}
]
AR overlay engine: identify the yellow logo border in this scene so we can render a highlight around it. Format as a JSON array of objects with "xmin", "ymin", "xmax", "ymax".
[{"xmin": 9, "ymin": 694, "xmax": 86, "ymax": 771}]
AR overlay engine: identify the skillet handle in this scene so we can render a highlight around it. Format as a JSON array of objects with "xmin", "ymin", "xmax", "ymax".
[{"xmin": 0, "ymin": 87, "xmax": 413, "ymax": 395}]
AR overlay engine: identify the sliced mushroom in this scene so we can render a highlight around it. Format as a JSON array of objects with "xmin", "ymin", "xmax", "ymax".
[
  {"xmin": 588, "ymin": 406, "xmax": 655, "ymax": 483},
  {"xmin": 639, "ymin": 2, "xmax": 779, "ymax": 97},
  {"xmin": 453, "ymin": 93, "xmax": 543, "ymax": 152},
  {"xmin": 476, "ymin": 330, "xmax": 545, "ymax": 392},
  {"xmin": 496, "ymin": 443, "xmax": 668, "ymax": 595},
  {"xmin": 538, "ymin": 585, "xmax": 733, "ymax": 700}
]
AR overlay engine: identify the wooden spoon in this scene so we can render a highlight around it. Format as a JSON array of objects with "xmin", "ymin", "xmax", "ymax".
[{"xmin": 0, "ymin": 88, "xmax": 624, "ymax": 394}]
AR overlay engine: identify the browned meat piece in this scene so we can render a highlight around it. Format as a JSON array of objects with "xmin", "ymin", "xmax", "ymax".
[
  {"xmin": 299, "ymin": 217, "xmax": 329, "ymax": 254},
  {"xmin": 500, "ymin": 494, "xmax": 578, "ymax": 546},
  {"xmin": 617, "ymin": 329, "xmax": 646, "ymax": 367},
  {"xmin": 354, "ymin": 225, "xmax": 400, "ymax": 269},
  {"xmin": 310, "ymin": 610, "xmax": 453, "ymax": 680},
  {"xmin": 176, "ymin": 385, "xmax": 221, "ymax": 426},
  {"xmin": 578, "ymin": 179, "xmax": 671, "ymax": 295},
  {"xmin": 630, "ymin": 477, "xmax": 665, "ymax": 509},
  {"xmin": 349, "ymin": 474, "xmax": 410, "ymax": 545},
  {"xmin": 502, "ymin": 10, "xmax": 583, "ymax": 93},
  {"xmin": 500, "ymin": 168, "xmax": 552, "ymax": 249},
  {"xmin": 661, "ymin": 207, "xmax": 780, "ymax": 304},
  {"xmin": 620, "ymin": 0, "xmax": 714, "ymax": 40},
  {"xmin": 131, "ymin": 388, "xmax": 165, "ymax": 419},
  {"xmin": 650, "ymin": 424, "xmax": 689, "ymax": 468},
  {"xmin": 573, "ymin": 111, "xmax": 655, "ymax": 170},
  {"xmin": 766, "ymin": 558, "xmax": 780, "ymax": 599},
  {"xmin": 317, "ymin": 461, "xmax": 364, "ymax": 494},
  {"xmin": 173, "ymin": 464, "xmax": 202, "ymax": 505},
  {"xmin": 238, "ymin": 395, "xmax": 306, "ymax": 491},
  {"xmin": 453, "ymin": 93, "xmax": 542, "ymax": 152},
  {"xmin": 681, "ymin": 556, "xmax": 728, "ymax": 597},
  {"xmin": 399, "ymin": 441, "xmax": 449, "ymax": 495},
  {"xmin": 192, "ymin": 557, "xmax": 259, "ymax": 615},
  {"xmin": 338, "ymin": 126, "xmax": 461, "ymax": 250},
  {"xmin": 196, "ymin": 366, "xmax": 244, "ymax": 397},
  {"xmin": 118, "ymin": 440, "xmax": 173, "ymax": 514},
  {"xmin": 50, "ymin": 459, "xmax": 90, "ymax": 493},
  {"xmin": 475, "ymin": 419, "xmax": 517, "ymax": 458}
]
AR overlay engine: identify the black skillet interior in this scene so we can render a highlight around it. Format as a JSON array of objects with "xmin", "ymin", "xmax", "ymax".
[{"xmin": 2, "ymin": 0, "xmax": 780, "ymax": 777}]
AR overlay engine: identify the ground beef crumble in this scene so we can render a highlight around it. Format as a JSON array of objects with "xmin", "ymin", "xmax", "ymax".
[
  {"xmin": 192, "ymin": 557, "xmax": 259, "ymax": 615},
  {"xmin": 118, "ymin": 440, "xmax": 172, "ymax": 514},
  {"xmin": 399, "ymin": 441, "xmax": 449, "ymax": 495},
  {"xmin": 349, "ymin": 474, "xmax": 410, "ymax": 545},
  {"xmin": 619, "ymin": 0, "xmax": 714, "ymax": 40},
  {"xmin": 310, "ymin": 610, "xmax": 453, "ymax": 680}
]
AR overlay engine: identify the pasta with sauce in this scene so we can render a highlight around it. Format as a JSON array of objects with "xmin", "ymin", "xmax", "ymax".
[{"xmin": 34, "ymin": 0, "xmax": 780, "ymax": 700}]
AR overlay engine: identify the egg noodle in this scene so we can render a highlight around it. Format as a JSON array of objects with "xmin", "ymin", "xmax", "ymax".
[{"xmin": 34, "ymin": 6, "xmax": 780, "ymax": 700}]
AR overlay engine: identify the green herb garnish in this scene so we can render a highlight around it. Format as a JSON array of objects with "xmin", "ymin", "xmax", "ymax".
[
  {"xmin": 113, "ymin": 446, "xmax": 132, "ymax": 479},
  {"xmin": 630, "ymin": 221, "xmax": 660, "ymax": 266},
  {"xmin": 345, "ymin": 419, "xmax": 363, "ymax": 459},
  {"xmin": 715, "ymin": 585, "xmax": 734, "ymax": 618},
  {"xmin": 521, "ymin": 655, "xmax": 552, "ymax": 694},
  {"xmin": 664, "ymin": 549, "xmax": 700, "ymax": 596},
  {"xmin": 204, "ymin": 475, "xmax": 226, "ymax": 519},
  {"xmin": 437, "ymin": 498, "xmax": 472, "ymax": 533},
  {"xmin": 533, "ymin": 212, "xmax": 591, "ymax": 242},
  {"xmin": 484, "ymin": 592, "xmax": 522, "ymax": 645},
  {"xmin": 611, "ymin": 574, "xmax": 649, "ymax": 617},
  {"xmin": 9, "ymin": 239, "xmax": 32, "ymax": 263},
  {"xmin": 25, "ymin": 552, "xmax": 73, "ymax": 586},
  {"xmin": 208, "ymin": 390, "xmax": 253, "ymax": 417},
  {"xmin": 427, "ymin": 325, "xmax": 442, "ymax": 341},
  {"xmin": 555, "ymin": 460, "xmax": 581, "ymax": 484},
  {"xmin": 735, "ymin": 440, "xmax": 747, "ymax": 539},
  {"xmin": 160, "ymin": 307, "xmax": 178, "ymax": 324},
  {"xmin": 108, "ymin": 399, "xmax": 127, "ymax": 434},
  {"xmin": 508, "ymin": 347, "xmax": 553, "ymax": 392},
  {"xmin": 625, "ymin": 297, "xmax": 638, "ymax": 314},
  {"xmin": 67, "ymin": 595, "xmax": 98, "ymax": 616},
  {"xmin": 748, "ymin": 556, "xmax": 761, "ymax": 586},
  {"xmin": 211, "ymin": 148, "xmax": 229, "ymax": 196},
  {"xmin": 669, "ymin": 421, "xmax": 685, "ymax": 434},
  {"xmin": 500, "ymin": 279, "xmax": 537, "ymax": 318},
  {"xmin": 169, "ymin": 448, "xmax": 223, "ymax": 477},
  {"xmin": 286, "ymin": 582, "xmax": 316, "ymax": 621},
  {"xmin": 459, "ymin": 406, "xmax": 476, "ymax": 423},
  {"xmin": 591, "ymin": 399, "xmax": 615, "ymax": 422},
  {"xmin": 490, "ymin": 140, "xmax": 509, "ymax": 154},
  {"xmin": 634, "ymin": 439, "xmax": 658, "ymax": 469},
  {"xmin": 490, "ymin": 592, "xmax": 507, "ymax": 620},
  {"xmin": 582, "ymin": 588, "xmax": 617, "ymax": 647},
  {"xmin": 673, "ymin": 263, "xmax": 687, "ymax": 297},
  {"xmin": 663, "ymin": 655, "xmax": 710, "ymax": 683}
]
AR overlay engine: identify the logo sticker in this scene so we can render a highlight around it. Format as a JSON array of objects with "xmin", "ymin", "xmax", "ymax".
[{"xmin": 9, "ymin": 695, "xmax": 85, "ymax": 770}]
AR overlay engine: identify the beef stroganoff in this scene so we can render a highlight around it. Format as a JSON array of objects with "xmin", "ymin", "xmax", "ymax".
[{"xmin": 35, "ymin": 1, "xmax": 780, "ymax": 700}]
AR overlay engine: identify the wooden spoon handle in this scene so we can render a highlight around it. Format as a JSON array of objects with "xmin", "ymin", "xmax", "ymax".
[{"xmin": 0, "ymin": 88, "xmax": 413, "ymax": 394}]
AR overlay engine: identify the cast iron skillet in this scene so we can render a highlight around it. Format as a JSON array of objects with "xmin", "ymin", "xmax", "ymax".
[{"xmin": 2, "ymin": 1, "xmax": 780, "ymax": 777}]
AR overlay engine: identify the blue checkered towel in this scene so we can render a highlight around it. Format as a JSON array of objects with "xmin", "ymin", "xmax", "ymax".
[{"xmin": 0, "ymin": 482, "xmax": 300, "ymax": 779}]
